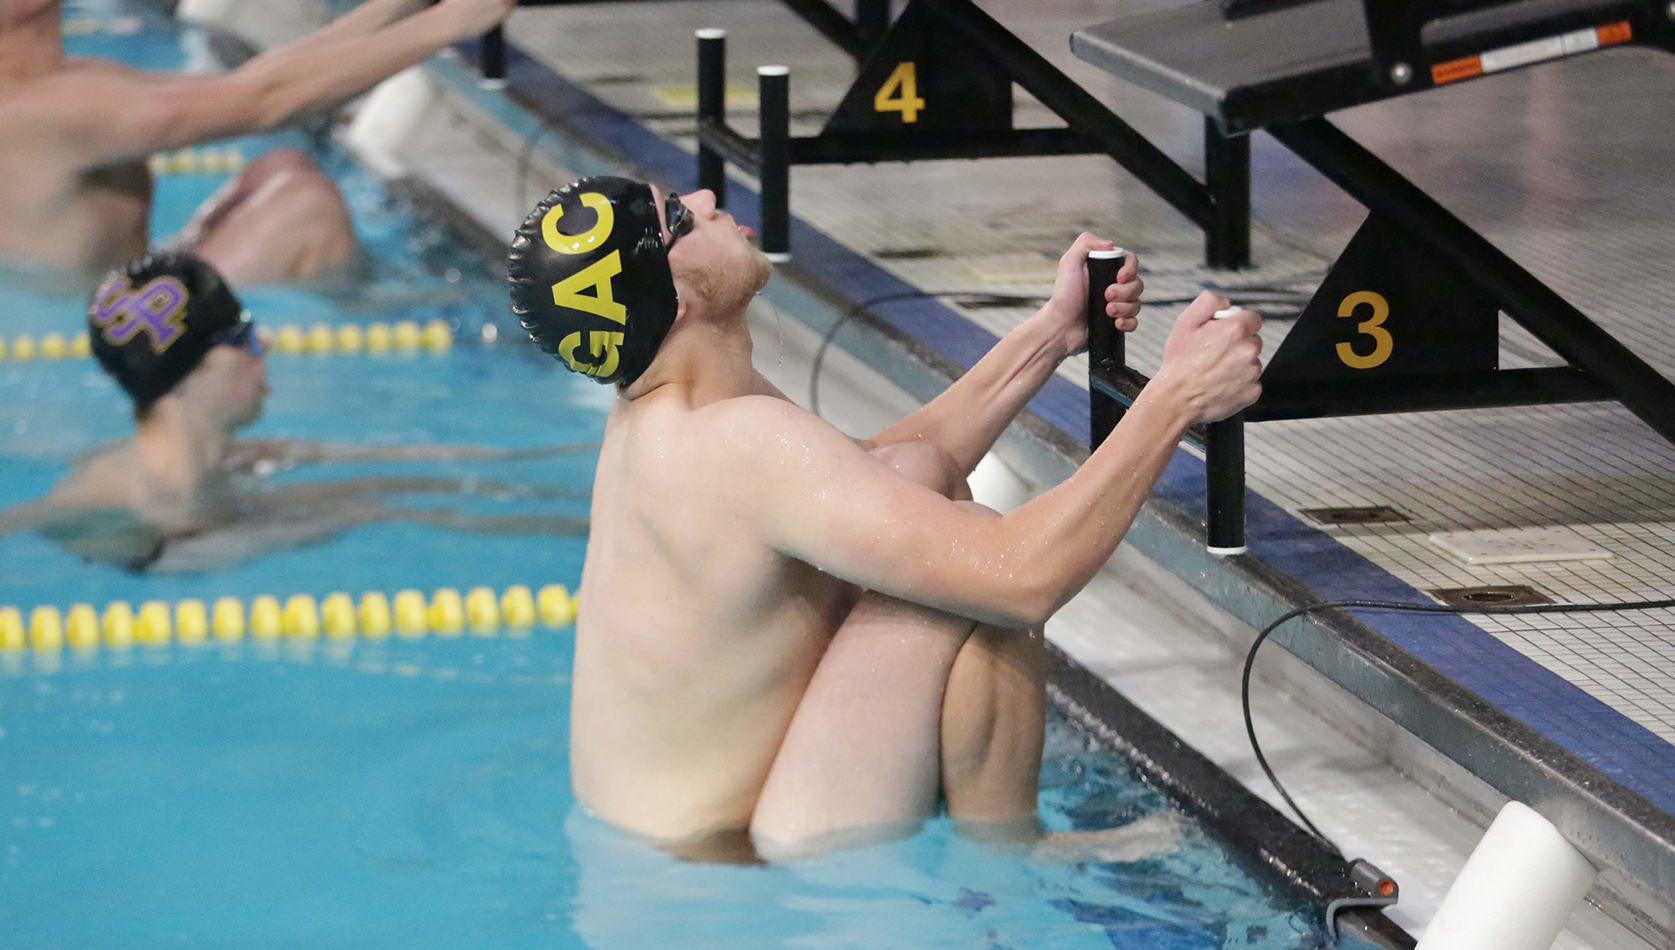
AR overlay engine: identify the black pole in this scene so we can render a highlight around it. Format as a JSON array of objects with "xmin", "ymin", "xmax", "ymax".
[
  {"xmin": 1086, "ymin": 249, "xmax": 1125, "ymax": 449},
  {"xmin": 1205, "ymin": 305, "xmax": 1247, "ymax": 555},
  {"xmin": 696, "ymin": 29, "xmax": 728, "ymax": 207},
  {"xmin": 855, "ymin": 0, "xmax": 891, "ymax": 51},
  {"xmin": 480, "ymin": 25, "xmax": 506, "ymax": 87},
  {"xmin": 1204, "ymin": 119, "xmax": 1251, "ymax": 270},
  {"xmin": 1205, "ymin": 413, "xmax": 1247, "ymax": 555},
  {"xmin": 778, "ymin": 0, "xmax": 868, "ymax": 59},
  {"xmin": 758, "ymin": 66, "xmax": 792, "ymax": 261},
  {"xmin": 1270, "ymin": 117, "xmax": 1675, "ymax": 446}
]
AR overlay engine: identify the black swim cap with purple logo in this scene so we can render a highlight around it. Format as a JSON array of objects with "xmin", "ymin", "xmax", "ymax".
[
  {"xmin": 507, "ymin": 176, "xmax": 680, "ymax": 387},
  {"xmin": 88, "ymin": 252, "xmax": 246, "ymax": 412}
]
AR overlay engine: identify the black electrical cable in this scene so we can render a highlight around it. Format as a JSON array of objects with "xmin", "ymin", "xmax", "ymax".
[
  {"xmin": 514, "ymin": 113, "xmax": 566, "ymax": 219},
  {"xmin": 1243, "ymin": 596, "xmax": 1675, "ymax": 854},
  {"xmin": 809, "ymin": 291, "xmax": 1045, "ymax": 418}
]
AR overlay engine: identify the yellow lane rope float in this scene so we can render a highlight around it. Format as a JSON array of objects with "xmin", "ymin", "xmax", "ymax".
[
  {"xmin": 145, "ymin": 147, "xmax": 248, "ymax": 176},
  {"xmin": 0, "ymin": 584, "xmax": 576, "ymax": 655},
  {"xmin": 0, "ymin": 320, "xmax": 453, "ymax": 363}
]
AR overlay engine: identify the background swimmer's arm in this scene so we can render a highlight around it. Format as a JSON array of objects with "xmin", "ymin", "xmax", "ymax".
[
  {"xmin": 0, "ymin": 500, "xmax": 56, "ymax": 537},
  {"xmin": 149, "ymin": 505, "xmax": 586, "ymax": 573},
  {"xmin": 2, "ymin": 499, "xmax": 167, "ymax": 566},
  {"xmin": 227, "ymin": 440, "xmax": 599, "ymax": 472},
  {"xmin": 727, "ymin": 294, "xmax": 1257, "ymax": 628},
  {"xmin": 40, "ymin": 0, "xmax": 513, "ymax": 164},
  {"xmin": 860, "ymin": 236, "xmax": 1142, "ymax": 476}
]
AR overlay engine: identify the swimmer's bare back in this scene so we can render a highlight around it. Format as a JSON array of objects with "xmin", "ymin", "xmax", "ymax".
[
  {"xmin": 571, "ymin": 287, "xmax": 1261, "ymax": 847},
  {"xmin": 0, "ymin": 0, "xmax": 513, "ymax": 280}
]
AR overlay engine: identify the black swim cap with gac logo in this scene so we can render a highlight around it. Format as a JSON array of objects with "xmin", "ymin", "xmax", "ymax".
[
  {"xmin": 507, "ymin": 176, "xmax": 678, "ymax": 387},
  {"xmin": 87, "ymin": 252, "xmax": 246, "ymax": 412}
]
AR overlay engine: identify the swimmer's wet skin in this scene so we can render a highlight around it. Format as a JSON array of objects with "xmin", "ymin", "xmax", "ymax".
[
  {"xmin": 512, "ymin": 176, "xmax": 1263, "ymax": 859},
  {"xmin": 0, "ymin": 0, "xmax": 516, "ymax": 285},
  {"xmin": 0, "ymin": 252, "xmax": 592, "ymax": 573}
]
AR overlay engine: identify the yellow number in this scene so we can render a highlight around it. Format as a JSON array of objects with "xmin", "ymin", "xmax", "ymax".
[
  {"xmin": 1335, "ymin": 290, "xmax": 1394, "ymax": 369},
  {"xmin": 542, "ymin": 192, "xmax": 615, "ymax": 255},
  {"xmin": 874, "ymin": 62, "xmax": 926, "ymax": 124},
  {"xmin": 558, "ymin": 330, "xmax": 625, "ymax": 377},
  {"xmin": 551, "ymin": 251, "xmax": 627, "ymax": 325}
]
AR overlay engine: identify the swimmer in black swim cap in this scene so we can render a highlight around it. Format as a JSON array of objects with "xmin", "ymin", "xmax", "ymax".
[
  {"xmin": 0, "ymin": 252, "xmax": 598, "ymax": 573},
  {"xmin": 508, "ymin": 177, "xmax": 771, "ymax": 389},
  {"xmin": 88, "ymin": 252, "xmax": 263, "ymax": 421}
]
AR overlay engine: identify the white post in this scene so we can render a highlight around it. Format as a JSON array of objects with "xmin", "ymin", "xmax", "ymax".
[
  {"xmin": 341, "ymin": 68, "xmax": 440, "ymax": 179},
  {"xmin": 1416, "ymin": 801, "xmax": 1597, "ymax": 950}
]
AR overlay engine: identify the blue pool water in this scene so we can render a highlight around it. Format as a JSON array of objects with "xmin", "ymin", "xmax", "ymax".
[{"xmin": 0, "ymin": 3, "xmax": 1326, "ymax": 947}]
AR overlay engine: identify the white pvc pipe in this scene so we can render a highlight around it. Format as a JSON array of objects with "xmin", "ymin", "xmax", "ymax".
[
  {"xmin": 1416, "ymin": 801, "xmax": 1597, "ymax": 950},
  {"xmin": 968, "ymin": 453, "xmax": 1033, "ymax": 514},
  {"xmin": 341, "ymin": 67, "xmax": 439, "ymax": 179}
]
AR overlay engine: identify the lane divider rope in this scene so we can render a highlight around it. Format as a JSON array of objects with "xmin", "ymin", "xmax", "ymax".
[
  {"xmin": 0, "ymin": 584, "xmax": 576, "ymax": 654},
  {"xmin": 0, "ymin": 319, "xmax": 454, "ymax": 363},
  {"xmin": 145, "ymin": 146, "xmax": 248, "ymax": 176}
]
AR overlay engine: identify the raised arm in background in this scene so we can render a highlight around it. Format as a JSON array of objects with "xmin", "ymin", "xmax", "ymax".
[{"xmin": 28, "ymin": 0, "xmax": 513, "ymax": 167}]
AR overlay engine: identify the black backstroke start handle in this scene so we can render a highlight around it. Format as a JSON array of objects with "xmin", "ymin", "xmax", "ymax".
[
  {"xmin": 1085, "ymin": 248, "xmax": 1126, "ymax": 449},
  {"xmin": 480, "ymin": 25, "xmax": 506, "ymax": 86}
]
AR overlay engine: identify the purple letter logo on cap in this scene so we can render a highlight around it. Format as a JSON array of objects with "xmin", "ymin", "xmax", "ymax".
[{"xmin": 91, "ymin": 276, "xmax": 190, "ymax": 354}]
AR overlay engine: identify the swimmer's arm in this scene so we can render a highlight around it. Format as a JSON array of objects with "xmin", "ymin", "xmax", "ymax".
[
  {"xmin": 0, "ymin": 500, "xmax": 56, "ymax": 537},
  {"xmin": 862, "ymin": 236, "xmax": 1141, "ymax": 474},
  {"xmin": 719, "ymin": 384, "xmax": 1192, "ymax": 628},
  {"xmin": 45, "ymin": 0, "xmax": 512, "ymax": 163},
  {"xmin": 305, "ymin": 0, "xmax": 433, "ymax": 43},
  {"xmin": 227, "ymin": 440, "xmax": 598, "ymax": 471},
  {"xmin": 2, "ymin": 498, "xmax": 166, "ymax": 565}
]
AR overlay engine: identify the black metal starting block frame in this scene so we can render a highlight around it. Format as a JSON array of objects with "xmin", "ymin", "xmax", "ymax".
[
  {"xmin": 1073, "ymin": 0, "xmax": 1675, "ymax": 554},
  {"xmin": 692, "ymin": 0, "xmax": 1255, "ymax": 269}
]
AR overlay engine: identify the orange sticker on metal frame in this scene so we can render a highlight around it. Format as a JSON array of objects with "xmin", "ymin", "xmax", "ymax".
[
  {"xmin": 1431, "ymin": 56, "xmax": 1484, "ymax": 85},
  {"xmin": 1596, "ymin": 21, "xmax": 1633, "ymax": 46}
]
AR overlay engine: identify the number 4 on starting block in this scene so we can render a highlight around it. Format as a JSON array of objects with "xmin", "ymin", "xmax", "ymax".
[{"xmin": 824, "ymin": 0, "xmax": 1013, "ymax": 135}]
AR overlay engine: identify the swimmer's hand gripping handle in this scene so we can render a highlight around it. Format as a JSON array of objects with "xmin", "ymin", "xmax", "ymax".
[{"xmin": 1085, "ymin": 249, "xmax": 1125, "ymax": 373}]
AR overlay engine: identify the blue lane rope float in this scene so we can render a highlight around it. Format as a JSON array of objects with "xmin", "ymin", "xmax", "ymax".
[
  {"xmin": 0, "ymin": 584, "xmax": 577, "ymax": 655},
  {"xmin": 0, "ymin": 320, "xmax": 454, "ymax": 363}
]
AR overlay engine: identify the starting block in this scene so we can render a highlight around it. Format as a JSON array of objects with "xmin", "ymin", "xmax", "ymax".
[
  {"xmin": 694, "ymin": 0, "xmax": 1254, "ymax": 268},
  {"xmin": 1075, "ymin": 0, "xmax": 1675, "ymax": 553}
]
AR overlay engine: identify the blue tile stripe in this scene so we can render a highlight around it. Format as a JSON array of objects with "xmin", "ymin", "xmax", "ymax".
[{"xmin": 463, "ymin": 39, "xmax": 1675, "ymax": 815}]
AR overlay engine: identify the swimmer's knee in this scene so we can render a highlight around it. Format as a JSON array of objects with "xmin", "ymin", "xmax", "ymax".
[
  {"xmin": 870, "ymin": 441, "xmax": 966, "ymax": 499},
  {"xmin": 956, "ymin": 500, "xmax": 1001, "ymax": 520}
]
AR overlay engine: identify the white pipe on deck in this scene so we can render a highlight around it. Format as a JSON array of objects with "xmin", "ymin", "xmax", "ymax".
[{"xmin": 1416, "ymin": 801, "xmax": 1597, "ymax": 950}]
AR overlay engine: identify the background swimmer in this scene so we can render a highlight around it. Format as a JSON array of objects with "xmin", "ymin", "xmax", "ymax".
[
  {"xmin": 0, "ymin": 0, "xmax": 513, "ymax": 287},
  {"xmin": 0, "ymin": 253, "xmax": 591, "ymax": 573}
]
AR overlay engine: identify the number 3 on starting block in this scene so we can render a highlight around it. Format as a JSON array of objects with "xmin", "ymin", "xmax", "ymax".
[
  {"xmin": 874, "ymin": 62, "xmax": 926, "ymax": 123},
  {"xmin": 1336, "ymin": 291, "xmax": 1394, "ymax": 370}
]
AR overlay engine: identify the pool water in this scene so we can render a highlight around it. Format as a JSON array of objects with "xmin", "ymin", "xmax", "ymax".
[{"xmin": 0, "ymin": 2, "xmax": 1326, "ymax": 947}]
